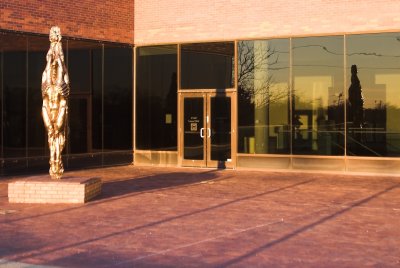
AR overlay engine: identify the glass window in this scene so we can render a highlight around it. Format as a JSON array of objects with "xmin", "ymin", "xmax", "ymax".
[
  {"xmin": 136, "ymin": 45, "xmax": 177, "ymax": 150},
  {"xmin": 68, "ymin": 41, "xmax": 90, "ymax": 93},
  {"xmin": 292, "ymin": 36, "xmax": 345, "ymax": 155},
  {"xmin": 347, "ymin": 33, "xmax": 400, "ymax": 157},
  {"xmin": 181, "ymin": 42, "xmax": 234, "ymax": 89},
  {"xmin": 2, "ymin": 34, "xmax": 27, "ymax": 158},
  {"xmin": 238, "ymin": 39, "xmax": 290, "ymax": 154},
  {"xmin": 28, "ymin": 36, "xmax": 48, "ymax": 157},
  {"xmin": 91, "ymin": 46, "xmax": 103, "ymax": 153},
  {"xmin": 104, "ymin": 45, "xmax": 133, "ymax": 151},
  {"xmin": 0, "ymin": 44, "xmax": 3, "ymax": 158}
]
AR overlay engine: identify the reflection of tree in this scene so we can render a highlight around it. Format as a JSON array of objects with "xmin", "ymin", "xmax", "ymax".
[{"xmin": 238, "ymin": 41, "xmax": 288, "ymax": 108}]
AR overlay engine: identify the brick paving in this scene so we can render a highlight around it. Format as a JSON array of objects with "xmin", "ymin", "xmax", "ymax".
[{"xmin": 0, "ymin": 166, "xmax": 399, "ymax": 267}]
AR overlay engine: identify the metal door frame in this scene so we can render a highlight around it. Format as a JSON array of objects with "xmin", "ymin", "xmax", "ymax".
[{"xmin": 178, "ymin": 91, "xmax": 236, "ymax": 168}]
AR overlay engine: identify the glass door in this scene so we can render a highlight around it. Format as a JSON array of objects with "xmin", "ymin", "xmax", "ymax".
[{"xmin": 179, "ymin": 92, "xmax": 235, "ymax": 168}]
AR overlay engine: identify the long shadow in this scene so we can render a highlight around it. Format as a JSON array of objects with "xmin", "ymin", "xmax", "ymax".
[
  {"xmin": 11, "ymin": 179, "xmax": 315, "ymax": 262},
  {"xmin": 4, "ymin": 170, "xmax": 227, "ymax": 224},
  {"xmin": 218, "ymin": 183, "xmax": 400, "ymax": 267}
]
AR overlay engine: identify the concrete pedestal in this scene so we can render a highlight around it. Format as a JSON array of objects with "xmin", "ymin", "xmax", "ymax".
[{"xmin": 8, "ymin": 176, "xmax": 102, "ymax": 204}]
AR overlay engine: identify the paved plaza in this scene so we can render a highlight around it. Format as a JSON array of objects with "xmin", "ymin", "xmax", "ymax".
[{"xmin": 0, "ymin": 166, "xmax": 399, "ymax": 267}]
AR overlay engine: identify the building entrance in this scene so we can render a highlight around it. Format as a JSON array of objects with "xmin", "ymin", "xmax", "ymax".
[{"xmin": 179, "ymin": 92, "xmax": 236, "ymax": 168}]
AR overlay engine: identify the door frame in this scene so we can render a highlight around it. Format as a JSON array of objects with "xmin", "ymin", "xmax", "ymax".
[{"xmin": 178, "ymin": 90, "xmax": 237, "ymax": 168}]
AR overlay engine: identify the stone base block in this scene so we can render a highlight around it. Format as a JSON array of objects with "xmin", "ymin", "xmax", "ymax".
[{"xmin": 8, "ymin": 176, "xmax": 102, "ymax": 204}]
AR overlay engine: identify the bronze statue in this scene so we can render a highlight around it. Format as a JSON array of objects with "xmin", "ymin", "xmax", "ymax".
[{"xmin": 41, "ymin": 26, "xmax": 70, "ymax": 179}]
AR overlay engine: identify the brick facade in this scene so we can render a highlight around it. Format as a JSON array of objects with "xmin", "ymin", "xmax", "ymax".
[
  {"xmin": 0, "ymin": 0, "xmax": 134, "ymax": 43},
  {"xmin": 134, "ymin": 0, "xmax": 400, "ymax": 45}
]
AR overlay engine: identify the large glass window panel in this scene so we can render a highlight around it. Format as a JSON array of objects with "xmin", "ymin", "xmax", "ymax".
[
  {"xmin": 68, "ymin": 41, "xmax": 90, "ymax": 93},
  {"xmin": 292, "ymin": 36, "xmax": 345, "ymax": 155},
  {"xmin": 104, "ymin": 45, "xmax": 132, "ymax": 151},
  {"xmin": 181, "ymin": 42, "xmax": 234, "ymax": 89},
  {"xmin": 347, "ymin": 33, "xmax": 400, "ymax": 156},
  {"xmin": 0, "ymin": 45, "xmax": 3, "ymax": 158},
  {"xmin": 27, "ymin": 36, "xmax": 48, "ymax": 157},
  {"xmin": 67, "ymin": 40, "xmax": 101, "ymax": 154},
  {"xmin": 238, "ymin": 39, "xmax": 290, "ymax": 154},
  {"xmin": 2, "ymin": 34, "xmax": 27, "ymax": 158},
  {"xmin": 91, "ymin": 46, "xmax": 103, "ymax": 152},
  {"xmin": 136, "ymin": 45, "xmax": 177, "ymax": 150}
]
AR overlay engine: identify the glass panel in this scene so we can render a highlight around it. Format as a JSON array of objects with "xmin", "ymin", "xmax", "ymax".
[
  {"xmin": 0, "ymin": 46, "xmax": 3, "ymax": 158},
  {"xmin": 181, "ymin": 42, "xmax": 234, "ymax": 89},
  {"xmin": 2, "ymin": 34, "xmax": 27, "ymax": 158},
  {"xmin": 136, "ymin": 45, "xmax": 177, "ymax": 150},
  {"xmin": 67, "ymin": 41, "xmax": 90, "ymax": 93},
  {"xmin": 184, "ymin": 97, "xmax": 204, "ymax": 160},
  {"xmin": 91, "ymin": 46, "xmax": 103, "ymax": 152},
  {"xmin": 69, "ymin": 98, "xmax": 88, "ymax": 153},
  {"xmin": 238, "ymin": 39, "xmax": 290, "ymax": 154},
  {"xmin": 210, "ymin": 95, "xmax": 231, "ymax": 161},
  {"xmin": 347, "ymin": 33, "xmax": 400, "ymax": 156},
  {"xmin": 66, "ymin": 40, "xmax": 104, "ymax": 157},
  {"xmin": 104, "ymin": 45, "xmax": 132, "ymax": 151},
  {"xmin": 28, "ymin": 36, "xmax": 48, "ymax": 157},
  {"xmin": 292, "ymin": 36, "xmax": 345, "ymax": 155}
]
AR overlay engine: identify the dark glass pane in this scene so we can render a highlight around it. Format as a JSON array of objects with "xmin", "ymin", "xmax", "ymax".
[
  {"xmin": 92, "ymin": 47, "xmax": 103, "ymax": 152},
  {"xmin": 292, "ymin": 36, "xmax": 345, "ymax": 155},
  {"xmin": 104, "ymin": 45, "xmax": 132, "ymax": 151},
  {"xmin": 69, "ymin": 98, "xmax": 88, "ymax": 153},
  {"xmin": 0, "ymin": 48, "xmax": 3, "ymax": 158},
  {"xmin": 28, "ymin": 36, "xmax": 48, "ymax": 157},
  {"xmin": 210, "ymin": 96, "xmax": 231, "ymax": 161},
  {"xmin": 347, "ymin": 33, "xmax": 400, "ymax": 156},
  {"xmin": 238, "ymin": 39, "xmax": 290, "ymax": 154},
  {"xmin": 3, "ymin": 34, "xmax": 27, "ymax": 158},
  {"xmin": 184, "ymin": 98, "xmax": 204, "ymax": 160},
  {"xmin": 181, "ymin": 42, "xmax": 234, "ymax": 89},
  {"xmin": 67, "ymin": 41, "xmax": 90, "ymax": 92},
  {"xmin": 67, "ymin": 41, "xmax": 103, "ymax": 156},
  {"xmin": 136, "ymin": 45, "xmax": 177, "ymax": 150}
]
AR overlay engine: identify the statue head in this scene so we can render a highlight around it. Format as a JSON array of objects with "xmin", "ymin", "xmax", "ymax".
[{"xmin": 49, "ymin": 26, "xmax": 62, "ymax": 43}]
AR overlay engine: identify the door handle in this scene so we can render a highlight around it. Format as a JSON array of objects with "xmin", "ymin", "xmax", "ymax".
[
  {"xmin": 200, "ymin": 128, "xmax": 204, "ymax": 138},
  {"xmin": 207, "ymin": 128, "xmax": 211, "ymax": 138}
]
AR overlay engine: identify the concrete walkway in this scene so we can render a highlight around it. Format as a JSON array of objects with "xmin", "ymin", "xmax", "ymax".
[{"xmin": 0, "ymin": 166, "xmax": 399, "ymax": 267}]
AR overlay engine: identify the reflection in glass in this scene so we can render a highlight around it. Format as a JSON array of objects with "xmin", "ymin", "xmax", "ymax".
[
  {"xmin": 28, "ymin": 36, "xmax": 48, "ymax": 157},
  {"xmin": 0, "ymin": 32, "xmax": 133, "ymax": 175},
  {"xmin": 181, "ymin": 42, "xmax": 234, "ymax": 89},
  {"xmin": 184, "ymin": 98, "xmax": 204, "ymax": 160},
  {"xmin": 210, "ymin": 96, "xmax": 231, "ymax": 161},
  {"xmin": 238, "ymin": 39, "xmax": 290, "ymax": 154},
  {"xmin": 292, "ymin": 36, "xmax": 344, "ymax": 155},
  {"xmin": 347, "ymin": 33, "xmax": 400, "ymax": 156},
  {"xmin": 3, "ymin": 34, "xmax": 27, "ymax": 158},
  {"xmin": 104, "ymin": 46, "xmax": 132, "ymax": 151},
  {"xmin": 69, "ymin": 98, "xmax": 88, "ymax": 153},
  {"xmin": 92, "ymin": 47, "xmax": 103, "ymax": 152},
  {"xmin": 67, "ymin": 40, "xmax": 93, "ymax": 155},
  {"xmin": 136, "ymin": 45, "xmax": 177, "ymax": 150},
  {"xmin": 68, "ymin": 43, "xmax": 90, "ymax": 93},
  {"xmin": 0, "ymin": 49, "xmax": 3, "ymax": 158}
]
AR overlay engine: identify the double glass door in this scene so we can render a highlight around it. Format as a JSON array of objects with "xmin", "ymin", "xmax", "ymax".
[{"xmin": 179, "ymin": 92, "xmax": 235, "ymax": 168}]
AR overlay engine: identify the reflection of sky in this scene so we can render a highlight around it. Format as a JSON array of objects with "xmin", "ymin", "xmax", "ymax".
[{"xmin": 348, "ymin": 33, "xmax": 400, "ymax": 109}]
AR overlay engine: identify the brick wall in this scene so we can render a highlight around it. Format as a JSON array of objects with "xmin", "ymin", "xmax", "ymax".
[
  {"xmin": 134, "ymin": 0, "xmax": 400, "ymax": 45},
  {"xmin": 0, "ymin": 0, "xmax": 134, "ymax": 43}
]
